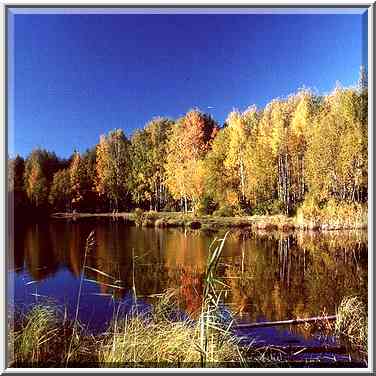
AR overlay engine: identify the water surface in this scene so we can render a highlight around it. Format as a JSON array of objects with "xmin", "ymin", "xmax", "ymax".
[{"xmin": 8, "ymin": 219, "xmax": 368, "ymax": 362}]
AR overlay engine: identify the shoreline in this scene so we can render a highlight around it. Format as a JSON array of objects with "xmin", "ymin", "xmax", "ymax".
[{"xmin": 50, "ymin": 211, "xmax": 367, "ymax": 232}]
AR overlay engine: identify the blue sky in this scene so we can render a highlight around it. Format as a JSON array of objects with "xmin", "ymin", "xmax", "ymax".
[{"xmin": 8, "ymin": 9, "xmax": 368, "ymax": 158}]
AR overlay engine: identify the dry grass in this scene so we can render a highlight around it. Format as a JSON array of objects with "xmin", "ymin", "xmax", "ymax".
[
  {"xmin": 10, "ymin": 294, "xmax": 244, "ymax": 368},
  {"xmin": 295, "ymin": 198, "xmax": 367, "ymax": 230},
  {"xmin": 98, "ymin": 233, "xmax": 246, "ymax": 368},
  {"xmin": 335, "ymin": 296, "xmax": 368, "ymax": 350},
  {"xmin": 12, "ymin": 304, "xmax": 61, "ymax": 366},
  {"xmin": 10, "ymin": 303, "xmax": 98, "ymax": 367},
  {"xmin": 98, "ymin": 315, "xmax": 241, "ymax": 367}
]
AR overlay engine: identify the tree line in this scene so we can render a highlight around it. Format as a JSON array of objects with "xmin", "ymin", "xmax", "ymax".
[{"xmin": 8, "ymin": 68, "xmax": 368, "ymax": 218}]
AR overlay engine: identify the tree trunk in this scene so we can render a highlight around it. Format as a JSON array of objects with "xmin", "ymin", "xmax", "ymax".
[
  {"xmin": 301, "ymin": 154, "xmax": 305, "ymax": 200},
  {"xmin": 240, "ymin": 158, "xmax": 245, "ymax": 201}
]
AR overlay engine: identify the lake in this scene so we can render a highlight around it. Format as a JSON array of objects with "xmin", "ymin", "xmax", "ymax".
[{"xmin": 8, "ymin": 218, "xmax": 368, "ymax": 364}]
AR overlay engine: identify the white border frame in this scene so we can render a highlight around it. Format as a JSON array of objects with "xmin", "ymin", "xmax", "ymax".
[{"xmin": 1, "ymin": 2, "xmax": 374, "ymax": 374}]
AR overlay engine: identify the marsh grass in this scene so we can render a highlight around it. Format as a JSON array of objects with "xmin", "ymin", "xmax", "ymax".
[
  {"xmin": 12, "ymin": 304, "xmax": 59, "ymax": 365},
  {"xmin": 98, "ymin": 232, "xmax": 246, "ymax": 368},
  {"xmin": 98, "ymin": 291, "xmax": 243, "ymax": 367},
  {"xmin": 66, "ymin": 230, "xmax": 96, "ymax": 366},
  {"xmin": 98, "ymin": 315, "xmax": 241, "ymax": 367},
  {"xmin": 335, "ymin": 296, "xmax": 368, "ymax": 350},
  {"xmin": 10, "ymin": 302, "xmax": 98, "ymax": 367},
  {"xmin": 197, "ymin": 232, "xmax": 244, "ymax": 366}
]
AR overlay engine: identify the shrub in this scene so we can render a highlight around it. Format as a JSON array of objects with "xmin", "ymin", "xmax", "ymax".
[
  {"xmin": 295, "ymin": 195, "xmax": 321, "ymax": 228},
  {"xmin": 134, "ymin": 208, "xmax": 144, "ymax": 226},
  {"xmin": 155, "ymin": 218, "xmax": 167, "ymax": 228},
  {"xmin": 162, "ymin": 203, "xmax": 175, "ymax": 212},
  {"xmin": 144, "ymin": 210, "xmax": 159, "ymax": 220},
  {"xmin": 213, "ymin": 205, "xmax": 235, "ymax": 217},
  {"xmin": 141, "ymin": 219, "xmax": 155, "ymax": 227},
  {"xmin": 252, "ymin": 199, "xmax": 284, "ymax": 216},
  {"xmin": 296, "ymin": 196, "xmax": 367, "ymax": 229},
  {"xmin": 335, "ymin": 296, "xmax": 368, "ymax": 350},
  {"xmin": 195, "ymin": 197, "xmax": 217, "ymax": 216}
]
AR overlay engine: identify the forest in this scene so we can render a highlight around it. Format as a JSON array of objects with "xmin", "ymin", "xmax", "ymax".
[{"xmin": 8, "ymin": 69, "xmax": 368, "ymax": 221}]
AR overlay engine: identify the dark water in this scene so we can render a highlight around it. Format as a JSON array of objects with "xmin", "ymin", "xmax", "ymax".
[{"xmin": 8, "ymin": 218, "xmax": 368, "ymax": 363}]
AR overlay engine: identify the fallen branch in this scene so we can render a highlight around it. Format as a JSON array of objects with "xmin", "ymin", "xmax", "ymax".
[
  {"xmin": 234, "ymin": 315, "xmax": 336, "ymax": 329},
  {"xmin": 244, "ymin": 344, "xmax": 347, "ymax": 355}
]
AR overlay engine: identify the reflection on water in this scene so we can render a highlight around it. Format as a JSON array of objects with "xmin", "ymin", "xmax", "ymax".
[{"xmin": 9, "ymin": 220, "xmax": 367, "ymax": 335}]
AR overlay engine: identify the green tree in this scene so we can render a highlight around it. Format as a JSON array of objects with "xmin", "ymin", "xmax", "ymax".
[{"xmin": 8, "ymin": 155, "xmax": 28, "ymax": 214}]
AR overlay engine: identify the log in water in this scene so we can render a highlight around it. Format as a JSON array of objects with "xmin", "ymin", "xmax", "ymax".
[{"xmin": 234, "ymin": 315, "xmax": 337, "ymax": 329}]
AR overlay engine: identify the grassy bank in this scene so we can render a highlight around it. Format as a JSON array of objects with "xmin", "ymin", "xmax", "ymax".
[
  {"xmin": 9, "ymin": 233, "xmax": 250, "ymax": 368},
  {"xmin": 9, "ymin": 301, "xmax": 245, "ymax": 367},
  {"xmin": 9, "ymin": 294, "xmax": 368, "ymax": 368},
  {"xmin": 51, "ymin": 204, "xmax": 367, "ymax": 232}
]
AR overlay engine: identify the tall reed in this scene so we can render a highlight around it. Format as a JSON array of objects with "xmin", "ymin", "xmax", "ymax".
[
  {"xmin": 66, "ymin": 230, "xmax": 95, "ymax": 365},
  {"xmin": 198, "ymin": 231, "xmax": 245, "ymax": 367}
]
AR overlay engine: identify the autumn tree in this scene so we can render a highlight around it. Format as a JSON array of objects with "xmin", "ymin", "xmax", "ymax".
[
  {"xmin": 288, "ymin": 90, "xmax": 318, "ymax": 204},
  {"xmin": 225, "ymin": 107, "xmax": 258, "ymax": 205},
  {"xmin": 81, "ymin": 147, "xmax": 98, "ymax": 211},
  {"xmin": 49, "ymin": 169, "xmax": 71, "ymax": 211},
  {"xmin": 244, "ymin": 108, "xmax": 277, "ymax": 208},
  {"xmin": 15, "ymin": 68, "xmax": 368, "ymax": 218},
  {"xmin": 24, "ymin": 149, "xmax": 61, "ymax": 210},
  {"xmin": 130, "ymin": 117, "xmax": 173, "ymax": 210},
  {"xmin": 165, "ymin": 110, "xmax": 218, "ymax": 212},
  {"xmin": 95, "ymin": 129, "xmax": 131, "ymax": 210},
  {"xmin": 70, "ymin": 151, "xmax": 86, "ymax": 210},
  {"xmin": 205, "ymin": 127, "xmax": 239, "ymax": 208},
  {"xmin": 305, "ymin": 84, "xmax": 367, "ymax": 204},
  {"xmin": 130, "ymin": 129, "xmax": 153, "ymax": 207}
]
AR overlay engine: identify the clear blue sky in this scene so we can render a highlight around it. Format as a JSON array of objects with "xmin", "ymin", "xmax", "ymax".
[{"xmin": 8, "ymin": 9, "xmax": 368, "ymax": 158}]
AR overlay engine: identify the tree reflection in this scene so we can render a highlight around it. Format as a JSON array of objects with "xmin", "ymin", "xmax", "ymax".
[{"xmin": 13, "ymin": 221, "xmax": 367, "ymax": 326}]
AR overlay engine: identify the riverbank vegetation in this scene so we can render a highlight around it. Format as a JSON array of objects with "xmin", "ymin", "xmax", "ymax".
[
  {"xmin": 9, "ymin": 69, "xmax": 367, "ymax": 227},
  {"xmin": 51, "ymin": 208, "xmax": 366, "ymax": 231},
  {"xmin": 9, "ymin": 229, "xmax": 368, "ymax": 367},
  {"xmin": 335, "ymin": 296, "xmax": 368, "ymax": 350},
  {"xmin": 8, "ymin": 299, "xmax": 249, "ymax": 367},
  {"xmin": 9, "ymin": 234, "xmax": 249, "ymax": 367},
  {"xmin": 9, "ymin": 293, "xmax": 368, "ymax": 367}
]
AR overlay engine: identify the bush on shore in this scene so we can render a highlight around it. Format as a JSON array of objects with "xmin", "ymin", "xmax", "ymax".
[
  {"xmin": 295, "ymin": 197, "xmax": 367, "ymax": 229},
  {"xmin": 335, "ymin": 296, "xmax": 368, "ymax": 350},
  {"xmin": 213, "ymin": 205, "xmax": 236, "ymax": 217}
]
